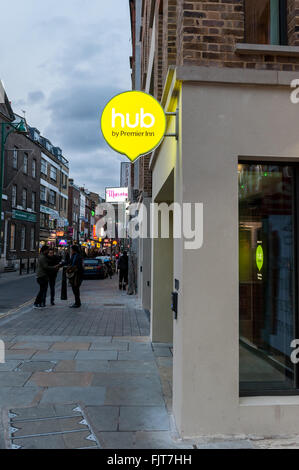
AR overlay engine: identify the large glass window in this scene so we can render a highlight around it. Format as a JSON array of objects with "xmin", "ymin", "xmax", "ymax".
[
  {"xmin": 245, "ymin": 0, "xmax": 287, "ymax": 45},
  {"xmin": 239, "ymin": 163, "xmax": 296, "ymax": 394},
  {"xmin": 31, "ymin": 192, "xmax": 36, "ymax": 211}
]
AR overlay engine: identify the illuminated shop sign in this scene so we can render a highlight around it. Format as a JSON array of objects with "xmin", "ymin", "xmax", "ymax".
[
  {"xmin": 101, "ymin": 91, "xmax": 166, "ymax": 162},
  {"xmin": 105, "ymin": 187, "xmax": 128, "ymax": 203}
]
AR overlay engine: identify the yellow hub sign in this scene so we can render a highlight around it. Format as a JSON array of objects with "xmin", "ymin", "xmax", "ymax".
[{"xmin": 101, "ymin": 91, "xmax": 166, "ymax": 162}]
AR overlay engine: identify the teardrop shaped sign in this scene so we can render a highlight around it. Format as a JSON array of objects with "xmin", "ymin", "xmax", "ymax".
[
  {"xmin": 256, "ymin": 245, "xmax": 264, "ymax": 272},
  {"xmin": 101, "ymin": 91, "xmax": 166, "ymax": 162}
]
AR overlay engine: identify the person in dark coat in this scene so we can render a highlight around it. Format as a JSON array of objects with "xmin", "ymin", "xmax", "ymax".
[
  {"xmin": 105, "ymin": 258, "xmax": 113, "ymax": 279},
  {"xmin": 68, "ymin": 245, "xmax": 84, "ymax": 308},
  {"xmin": 118, "ymin": 251, "xmax": 128, "ymax": 291},
  {"xmin": 47, "ymin": 249, "xmax": 62, "ymax": 305},
  {"xmin": 34, "ymin": 246, "xmax": 60, "ymax": 308}
]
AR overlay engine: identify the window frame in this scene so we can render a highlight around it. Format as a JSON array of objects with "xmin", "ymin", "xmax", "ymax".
[
  {"xmin": 40, "ymin": 185, "xmax": 46, "ymax": 203},
  {"xmin": 12, "ymin": 147, "xmax": 18, "ymax": 169},
  {"xmin": 239, "ymin": 159, "xmax": 299, "ymax": 397},
  {"xmin": 21, "ymin": 225, "xmax": 26, "ymax": 251},
  {"xmin": 31, "ymin": 192, "xmax": 36, "ymax": 211},
  {"xmin": 244, "ymin": 0, "xmax": 288, "ymax": 46},
  {"xmin": 22, "ymin": 188, "xmax": 27, "ymax": 209},
  {"xmin": 32, "ymin": 159, "xmax": 37, "ymax": 178},
  {"xmin": 12, "ymin": 185, "xmax": 17, "ymax": 208},
  {"xmin": 23, "ymin": 153, "xmax": 28, "ymax": 174},
  {"xmin": 49, "ymin": 189, "xmax": 56, "ymax": 206}
]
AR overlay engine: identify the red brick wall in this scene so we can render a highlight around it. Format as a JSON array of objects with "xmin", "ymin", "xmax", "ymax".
[
  {"xmin": 162, "ymin": 0, "xmax": 177, "ymax": 91},
  {"xmin": 288, "ymin": 0, "xmax": 299, "ymax": 46},
  {"xmin": 176, "ymin": 0, "xmax": 299, "ymax": 71}
]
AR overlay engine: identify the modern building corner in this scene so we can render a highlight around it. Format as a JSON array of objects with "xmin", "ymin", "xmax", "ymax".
[{"xmin": 129, "ymin": 0, "xmax": 299, "ymax": 439}]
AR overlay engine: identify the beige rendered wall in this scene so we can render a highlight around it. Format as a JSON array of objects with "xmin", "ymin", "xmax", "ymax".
[
  {"xmin": 150, "ymin": 107, "xmax": 177, "ymax": 343},
  {"xmin": 140, "ymin": 197, "xmax": 152, "ymax": 312},
  {"xmin": 171, "ymin": 80, "xmax": 299, "ymax": 437},
  {"xmin": 150, "ymin": 205, "xmax": 174, "ymax": 343}
]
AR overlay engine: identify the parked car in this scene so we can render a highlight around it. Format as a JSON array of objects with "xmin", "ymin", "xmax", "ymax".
[{"xmin": 83, "ymin": 258, "xmax": 108, "ymax": 279}]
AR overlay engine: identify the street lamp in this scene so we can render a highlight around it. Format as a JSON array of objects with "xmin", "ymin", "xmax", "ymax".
[{"xmin": 0, "ymin": 119, "xmax": 27, "ymax": 257}]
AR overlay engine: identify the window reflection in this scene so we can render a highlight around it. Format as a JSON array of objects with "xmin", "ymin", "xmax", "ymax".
[{"xmin": 239, "ymin": 163, "xmax": 295, "ymax": 393}]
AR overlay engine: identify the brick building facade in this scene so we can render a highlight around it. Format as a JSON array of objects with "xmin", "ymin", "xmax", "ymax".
[
  {"xmin": 68, "ymin": 179, "xmax": 81, "ymax": 244},
  {"xmin": 130, "ymin": 0, "xmax": 299, "ymax": 201},
  {"xmin": 2, "ymin": 123, "xmax": 41, "ymax": 270},
  {"xmin": 29, "ymin": 127, "xmax": 69, "ymax": 248},
  {"xmin": 135, "ymin": 1, "xmax": 299, "ymax": 97}
]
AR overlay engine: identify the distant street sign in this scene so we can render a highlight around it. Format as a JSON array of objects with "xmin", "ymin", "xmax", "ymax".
[{"xmin": 12, "ymin": 209, "xmax": 37, "ymax": 223}]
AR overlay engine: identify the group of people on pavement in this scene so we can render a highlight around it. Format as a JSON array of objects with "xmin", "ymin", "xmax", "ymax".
[
  {"xmin": 34, "ymin": 245, "xmax": 84, "ymax": 309},
  {"xmin": 34, "ymin": 246, "xmax": 130, "ymax": 310}
]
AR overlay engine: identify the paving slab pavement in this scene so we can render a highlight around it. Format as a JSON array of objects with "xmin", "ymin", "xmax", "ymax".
[{"xmin": 0, "ymin": 276, "xmax": 292, "ymax": 449}]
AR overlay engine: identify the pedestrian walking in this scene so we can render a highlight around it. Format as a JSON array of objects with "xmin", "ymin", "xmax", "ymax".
[
  {"xmin": 105, "ymin": 258, "xmax": 113, "ymax": 279},
  {"xmin": 47, "ymin": 249, "xmax": 61, "ymax": 305},
  {"xmin": 118, "ymin": 251, "xmax": 128, "ymax": 291},
  {"xmin": 66, "ymin": 245, "xmax": 84, "ymax": 308},
  {"xmin": 34, "ymin": 246, "xmax": 60, "ymax": 309}
]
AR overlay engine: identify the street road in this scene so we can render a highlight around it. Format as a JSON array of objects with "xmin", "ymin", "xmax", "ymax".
[{"xmin": 0, "ymin": 273, "xmax": 62, "ymax": 315}]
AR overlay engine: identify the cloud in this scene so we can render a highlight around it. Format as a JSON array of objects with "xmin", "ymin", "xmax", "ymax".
[
  {"xmin": 1, "ymin": 0, "xmax": 132, "ymax": 196},
  {"xmin": 68, "ymin": 149, "xmax": 124, "ymax": 195},
  {"xmin": 28, "ymin": 91, "xmax": 45, "ymax": 104},
  {"xmin": 45, "ymin": 83, "xmax": 123, "ymax": 151},
  {"xmin": 44, "ymin": 83, "xmax": 128, "ymax": 194}
]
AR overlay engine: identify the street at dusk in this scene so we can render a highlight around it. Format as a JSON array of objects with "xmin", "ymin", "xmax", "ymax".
[{"xmin": 2, "ymin": 0, "xmax": 299, "ymax": 457}]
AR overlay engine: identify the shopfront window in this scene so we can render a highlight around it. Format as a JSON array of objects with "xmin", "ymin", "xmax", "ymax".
[
  {"xmin": 49, "ymin": 190, "xmax": 56, "ymax": 206},
  {"xmin": 239, "ymin": 163, "xmax": 296, "ymax": 394},
  {"xmin": 245, "ymin": 0, "xmax": 287, "ymax": 45},
  {"xmin": 41, "ymin": 159, "xmax": 47, "ymax": 175}
]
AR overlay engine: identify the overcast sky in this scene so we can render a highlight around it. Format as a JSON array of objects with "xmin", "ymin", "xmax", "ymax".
[{"xmin": 0, "ymin": 0, "xmax": 132, "ymax": 197}]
